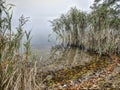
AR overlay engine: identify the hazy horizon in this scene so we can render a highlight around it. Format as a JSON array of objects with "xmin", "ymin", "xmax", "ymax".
[{"xmin": 9, "ymin": 0, "xmax": 94, "ymax": 49}]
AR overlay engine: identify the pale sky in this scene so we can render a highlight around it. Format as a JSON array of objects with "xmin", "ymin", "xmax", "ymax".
[{"xmin": 8, "ymin": 0, "xmax": 94, "ymax": 48}]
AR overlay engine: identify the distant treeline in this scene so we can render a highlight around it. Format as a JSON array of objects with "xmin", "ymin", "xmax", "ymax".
[{"xmin": 51, "ymin": 0, "xmax": 120, "ymax": 55}]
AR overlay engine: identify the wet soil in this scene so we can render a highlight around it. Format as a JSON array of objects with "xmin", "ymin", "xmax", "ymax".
[{"xmin": 37, "ymin": 48, "xmax": 120, "ymax": 89}]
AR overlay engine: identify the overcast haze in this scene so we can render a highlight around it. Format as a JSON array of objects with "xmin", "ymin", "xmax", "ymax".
[{"xmin": 9, "ymin": 0, "xmax": 94, "ymax": 49}]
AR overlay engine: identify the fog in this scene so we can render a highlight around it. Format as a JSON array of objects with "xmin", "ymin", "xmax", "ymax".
[{"xmin": 9, "ymin": 0, "xmax": 94, "ymax": 49}]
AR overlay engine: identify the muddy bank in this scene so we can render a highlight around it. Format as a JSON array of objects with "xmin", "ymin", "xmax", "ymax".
[{"xmin": 35, "ymin": 48, "xmax": 120, "ymax": 89}]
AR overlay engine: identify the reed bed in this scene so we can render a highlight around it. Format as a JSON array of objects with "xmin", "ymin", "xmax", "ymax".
[
  {"xmin": 0, "ymin": 1, "xmax": 41, "ymax": 90},
  {"xmin": 51, "ymin": 0, "xmax": 120, "ymax": 55},
  {"xmin": 0, "ymin": 0, "xmax": 120, "ymax": 89}
]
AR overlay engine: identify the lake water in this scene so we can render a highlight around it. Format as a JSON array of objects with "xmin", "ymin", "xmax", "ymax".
[{"xmin": 35, "ymin": 47, "xmax": 109, "ymax": 72}]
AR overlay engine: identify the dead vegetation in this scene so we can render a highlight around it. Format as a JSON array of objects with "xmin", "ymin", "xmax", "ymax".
[{"xmin": 0, "ymin": 0, "xmax": 120, "ymax": 90}]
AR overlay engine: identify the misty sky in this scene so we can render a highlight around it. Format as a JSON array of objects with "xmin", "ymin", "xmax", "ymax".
[{"xmin": 8, "ymin": 0, "xmax": 94, "ymax": 48}]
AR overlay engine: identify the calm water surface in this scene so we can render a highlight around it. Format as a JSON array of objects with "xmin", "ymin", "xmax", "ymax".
[{"xmin": 34, "ymin": 47, "xmax": 106, "ymax": 72}]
